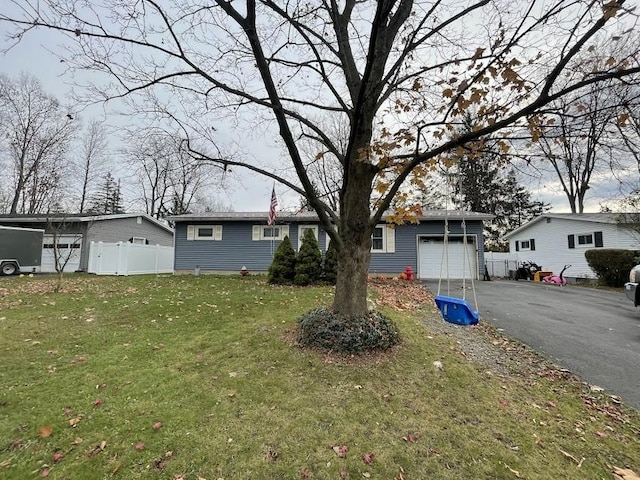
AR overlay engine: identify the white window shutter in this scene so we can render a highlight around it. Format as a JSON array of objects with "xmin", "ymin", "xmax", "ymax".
[
  {"xmin": 252, "ymin": 225, "xmax": 261, "ymax": 241},
  {"xmin": 187, "ymin": 225, "xmax": 195, "ymax": 241},
  {"xmin": 214, "ymin": 225, "xmax": 223, "ymax": 241},
  {"xmin": 385, "ymin": 225, "xmax": 395, "ymax": 253},
  {"xmin": 281, "ymin": 225, "xmax": 289, "ymax": 238}
]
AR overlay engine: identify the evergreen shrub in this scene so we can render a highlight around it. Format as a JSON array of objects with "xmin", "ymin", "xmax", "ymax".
[
  {"xmin": 267, "ymin": 235, "xmax": 296, "ymax": 284},
  {"xmin": 297, "ymin": 307, "xmax": 400, "ymax": 353},
  {"xmin": 294, "ymin": 229, "xmax": 322, "ymax": 285}
]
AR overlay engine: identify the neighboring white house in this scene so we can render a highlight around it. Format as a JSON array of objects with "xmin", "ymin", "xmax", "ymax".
[{"xmin": 504, "ymin": 213, "xmax": 639, "ymax": 279}]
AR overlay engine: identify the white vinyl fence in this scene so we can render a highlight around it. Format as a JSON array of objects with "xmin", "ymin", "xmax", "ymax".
[
  {"xmin": 484, "ymin": 252, "xmax": 519, "ymax": 278},
  {"xmin": 87, "ymin": 241, "xmax": 174, "ymax": 276}
]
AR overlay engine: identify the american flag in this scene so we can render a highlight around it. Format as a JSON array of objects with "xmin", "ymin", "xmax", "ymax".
[{"xmin": 267, "ymin": 187, "xmax": 278, "ymax": 226}]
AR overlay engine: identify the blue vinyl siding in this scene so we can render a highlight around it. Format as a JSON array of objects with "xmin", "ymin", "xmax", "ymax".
[
  {"xmin": 174, "ymin": 219, "xmax": 485, "ymax": 276},
  {"xmin": 174, "ymin": 221, "xmax": 328, "ymax": 272},
  {"xmin": 369, "ymin": 220, "xmax": 485, "ymax": 276}
]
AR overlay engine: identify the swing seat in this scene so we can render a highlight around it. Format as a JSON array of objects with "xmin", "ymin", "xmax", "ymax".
[{"xmin": 434, "ymin": 295, "xmax": 479, "ymax": 326}]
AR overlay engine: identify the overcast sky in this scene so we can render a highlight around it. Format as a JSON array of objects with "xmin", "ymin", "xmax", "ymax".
[{"xmin": 0, "ymin": 12, "xmax": 631, "ymax": 215}]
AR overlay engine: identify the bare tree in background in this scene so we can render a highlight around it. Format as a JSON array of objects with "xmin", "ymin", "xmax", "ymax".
[
  {"xmin": 77, "ymin": 120, "xmax": 109, "ymax": 213},
  {"xmin": 124, "ymin": 129, "xmax": 219, "ymax": 219},
  {"xmin": 2, "ymin": 1, "xmax": 639, "ymax": 322},
  {"xmin": 0, "ymin": 73, "xmax": 75, "ymax": 214}
]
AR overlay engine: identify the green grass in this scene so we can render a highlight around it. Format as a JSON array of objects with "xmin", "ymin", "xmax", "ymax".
[{"xmin": 0, "ymin": 274, "xmax": 638, "ymax": 479}]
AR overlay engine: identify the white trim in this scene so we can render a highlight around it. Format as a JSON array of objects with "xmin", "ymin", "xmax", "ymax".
[
  {"xmin": 192, "ymin": 225, "xmax": 223, "ymax": 241},
  {"xmin": 576, "ymin": 232, "xmax": 594, "ymax": 248},
  {"xmin": 253, "ymin": 225, "xmax": 289, "ymax": 241},
  {"xmin": 371, "ymin": 224, "xmax": 395, "ymax": 253}
]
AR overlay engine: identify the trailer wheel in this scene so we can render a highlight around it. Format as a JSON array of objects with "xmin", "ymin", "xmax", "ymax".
[{"xmin": 1, "ymin": 262, "xmax": 19, "ymax": 276}]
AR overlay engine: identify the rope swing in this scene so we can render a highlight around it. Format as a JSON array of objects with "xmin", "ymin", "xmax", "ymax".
[{"xmin": 434, "ymin": 171, "xmax": 480, "ymax": 326}]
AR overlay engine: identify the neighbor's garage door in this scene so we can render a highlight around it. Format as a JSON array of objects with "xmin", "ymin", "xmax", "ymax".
[
  {"xmin": 41, "ymin": 234, "xmax": 82, "ymax": 273},
  {"xmin": 418, "ymin": 236, "xmax": 476, "ymax": 280}
]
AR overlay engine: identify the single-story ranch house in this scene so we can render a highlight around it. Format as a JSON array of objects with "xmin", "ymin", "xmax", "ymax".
[
  {"xmin": 0, "ymin": 213, "xmax": 174, "ymax": 273},
  {"xmin": 504, "ymin": 213, "xmax": 639, "ymax": 279},
  {"xmin": 169, "ymin": 210, "xmax": 493, "ymax": 280}
]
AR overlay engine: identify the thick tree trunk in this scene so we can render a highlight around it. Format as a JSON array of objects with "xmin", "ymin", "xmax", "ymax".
[
  {"xmin": 332, "ymin": 160, "xmax": 377, "ymax": 317},
  {"xmin": 333, "ymin": 234, "xmax": 372, "ymax": 316}
]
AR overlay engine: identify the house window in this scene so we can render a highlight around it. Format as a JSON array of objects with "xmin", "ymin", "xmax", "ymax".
[
  {"xmin": 372, "ymin": 227, "xmax": 385, "ymax": 252},
  {"xmin": 131, "ymin": 237, "xmax": 146, "ymax": 245},
  {"xmin": 578, "ymin": 234, "xmax": 593, "ymax": 246},
  {"xmin": 520, "ymin": 240, "xmax": 530, "ymax": 250},
  {"xmin": 298, "ymin": 225, "xmax": 319, "ymax": 250},
  {"xmin": 252, "ymin": 225, "xmax": 289, "ymax": 241},
  {"xmin": 371, "ymin": 225, "xmax": 395, "ymax": 253},
  {"xmin": 187, "ymin": 225, "xmax": 223, "ymax": 241}
]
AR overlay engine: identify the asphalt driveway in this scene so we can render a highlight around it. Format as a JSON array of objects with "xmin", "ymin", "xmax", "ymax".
[{"xmin": 425, "ymin": 279, "xmax": 640, "ymax": 409}]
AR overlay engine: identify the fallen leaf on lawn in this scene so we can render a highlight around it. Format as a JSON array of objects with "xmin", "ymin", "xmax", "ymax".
[
  {"xmin": 433, "ymin": 361, "xmax": 443, "ymax": 370},
  {"xmin": 403, "ymin": 433, "xmax": 418, "ymax": 443},
  {"xmin": 93, "ymin": 400, "xmax": 103, "ymax": 407},
  {"xmin": 0, "ymin": 459, "xmax": 11, "ymax": 468},
  {"xmin": 559, "ymin": 449, "xmax": 584, "ymax": 467},
  {"xmin": 339, "ymin": 469, "xmax": 348, "ymax": 478},
  {"xmin": 72, "ymin": 437, "xmax": 83, "ymax": 445},
  {"xmin": 69, "ymin": 415, "xmax": 83, "ymax": 427},
  {"xmin": 153, "ymin": 451, "xmax": 174, "ymax": 470},
  {"xmin": 37, "ymin": 425, "xmax": 53, "ymax": 438},
  {"xmin": 613, "ymin": 467, "xmax": 640, "ymax": 480},
  {"xmin": 135, "ymin": 442, "xmax": 145, "ymax": 450},
  {"xmin": 546, "ymin": 401, "xmax": 557, "ymax": 408},
  {"xmin": 53, "ymin": 451, "xmax": 64, "ymax": 463},
  {"xmin": 362, "ymin": 453, "xmax": 374, "ymax": 464},
  {"xmin": 502, "ymin": 462, "xmax": 522, "ymax": 478},
  {"xmin": 153, "ymin": 421, "xmax": 163, "ymax": 431},
  {"xmin": 173, "ymin": 475, "xmax": 185, "ymax": 480},
  {"xmin": 87, "ymin": 441, "xmax": 107, "ymax": 457},
  {"xmin": 300, "ymin": 468, "xmax": 311, "ymax": 477},
  {"xmin": 40, "ymin": 468, "xmax": 50, "ymax": 477},
  {"xmin": 362, "ymin": 473, "xmax": 371, "ymax": 478},
  {"xmin": 499, "ymin": 399, "xmax": 509, "ymax": 407},
  {"xmin": 595, "ymin": 431, "xmax": 609, "ymax": 438},
  {"xmin": 63, "ymin": 407, "xmax": 73, "ymax": 416},
  {"xmin": 332, "ymin": 445, "xmax": 348, "ymax": 457}
]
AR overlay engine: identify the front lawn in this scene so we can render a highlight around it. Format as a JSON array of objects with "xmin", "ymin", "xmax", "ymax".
[{"xmin": 0, "ymin": 275, "xmax": 638, "ymax": 479}]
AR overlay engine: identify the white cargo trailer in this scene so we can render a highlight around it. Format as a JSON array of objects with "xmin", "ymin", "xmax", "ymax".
[{"xmin": 0, "ymin": 225, "xmax": 45, "ymax": 275}]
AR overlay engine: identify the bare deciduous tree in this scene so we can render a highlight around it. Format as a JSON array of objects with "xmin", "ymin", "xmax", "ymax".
[
  {"xmin": 2, "ymin": 0, "xmax": 639, "ymax": 321},
  {"xmin": 124, "ymin": 129, "xmax": 219, "ymax": 219},
  {"xmin": 77, "ymin": 120, "xmax": 109, "ymax": 213},
  {"xmin": 0, "ymin": 73, "xmax": 75, "ymax": 214}
]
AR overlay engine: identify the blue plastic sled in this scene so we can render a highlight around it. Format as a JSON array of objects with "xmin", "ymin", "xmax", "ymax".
[{"xmin": 434, "ymin": 295, "xmax": 479, "ymax": 326}]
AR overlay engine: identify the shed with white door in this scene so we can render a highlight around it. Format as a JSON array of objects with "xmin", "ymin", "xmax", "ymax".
[{"xmin": 0, "ymin": 213, "xmax": 174, "ymax": 273}]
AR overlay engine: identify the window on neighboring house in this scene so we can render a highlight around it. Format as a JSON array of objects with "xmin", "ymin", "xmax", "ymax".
[
  {"xmin": 131, "ymin": 237, "xmax": 147, "ymax": 245},
  {"xmin": 520, "ymin": 240, "xmax": 530, "ymax": 250},
  {"xmin": 515, "ymin": 238, "xmax": 535, "ymax": 251},
  {"xmin": 568, "ymin": 231, "xmax": 603, "ymax": 249},
  {"xmin": 187, "ymin": 225, "xmax": 223, "ymax": 241},
  {"xmin": 252, "ymin": 224, "xmax": 289, "ymax": 241},
  {"xmin": 578, "ymin": 233, "xmax": 593, "ymax": 246},
  {"xmin": 371, "ymin": 225, "xmax": 395, "ymax": 253}
]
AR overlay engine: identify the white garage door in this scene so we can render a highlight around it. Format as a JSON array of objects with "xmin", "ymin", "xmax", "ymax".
[
  {"xmin": 418, "ymin": 236, "xmax": 477, "ymax": 280},
  {"xmin": 42, "ymin": 234, "xmax": 82, "ymax": 273}
]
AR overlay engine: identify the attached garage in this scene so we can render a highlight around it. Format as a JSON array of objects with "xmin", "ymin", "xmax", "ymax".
[
  {"xmin": 418, "ymin": 235, "xmax": 477, "ymax": 280},
  {"xmin": 41, "ymin": 234, "xmax": 82, "ymax": 273}
]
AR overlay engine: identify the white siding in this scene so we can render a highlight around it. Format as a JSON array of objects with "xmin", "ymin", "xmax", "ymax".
[{"xmin": 508, "ymin": 218, "xmax": 639, "ymax": 278}]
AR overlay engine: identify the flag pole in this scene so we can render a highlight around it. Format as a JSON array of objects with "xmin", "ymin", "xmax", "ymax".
[{"xmin": 267, "ymin": 185, "xmax": 278, "ymax": 257}]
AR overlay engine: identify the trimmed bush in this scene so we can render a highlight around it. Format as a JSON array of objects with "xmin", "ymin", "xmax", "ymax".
[
  {"xmin": 297, "ymin": 307, "xmax": 401, "ymax": 353},
  {"xmin": 294, "ymin": 228, "xmax": 322, "ymax": 285},
  {"xmin": 584, "ymin": 249, "xmax": 638, "ymax": 287},
  {"xmin": 323, "ymin": 240, "xmax": 338, "ymax": 285},
  {"xmin": 268, "ymin": 235, "xmax": 296, "ymax": 284}
]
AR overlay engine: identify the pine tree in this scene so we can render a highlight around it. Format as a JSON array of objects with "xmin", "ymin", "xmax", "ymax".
[
  {"xmin": 268, "ymin": 235, "xmax": 296, "ymax": 284},
  {"xmin": 294, "ymin": 229, "xmax": 322, "ymax": 285},
  {"xmin": 87, "ymin": 173, "xmax": 125, "ymax": 215},
  {"xmin": 456, "ymin": 159, "xmax": 549, "ymax": 251}
]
